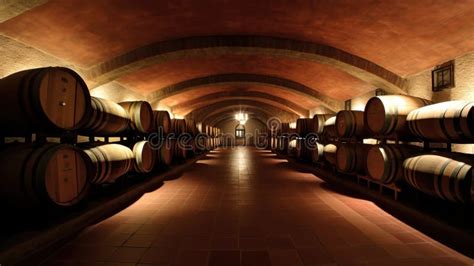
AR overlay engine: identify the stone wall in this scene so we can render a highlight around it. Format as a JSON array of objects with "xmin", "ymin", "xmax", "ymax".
[{"xmin": 218, "ymin": 119, "xmax": 267, "ymax": 146}]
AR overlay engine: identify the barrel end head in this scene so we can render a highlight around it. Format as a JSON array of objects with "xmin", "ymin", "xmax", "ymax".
[{"xmin": 365, "ymin": 97, "xmax": 386, "ymax": 135}]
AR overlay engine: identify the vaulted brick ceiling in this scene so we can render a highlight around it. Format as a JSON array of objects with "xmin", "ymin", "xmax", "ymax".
[{"xmin": 1, "ymin": 0, "xmax": 474, "ymax": 122}]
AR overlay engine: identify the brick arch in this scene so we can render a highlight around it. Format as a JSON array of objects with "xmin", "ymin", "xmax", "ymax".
[
  {"xmin": 210, "ymin": 114, "xmax": 269, "ymax": 128},
  {"xmin": 149, "ymin": 73, "xmax": 342, "ymax": 112},
  {"xmin": 188, "ymin": 100, "xmax": 299, "ymax": 124},
  {"xmin": 172, "ymin": 91, "xmax": 308, "ymax": 117},
  {"xmin": 84, "ymin": 36, "xmax": 406, "ymax": 94},
  {"xmin": 204, "ymin": 110, "xmax": 270, "ymax": 127}
]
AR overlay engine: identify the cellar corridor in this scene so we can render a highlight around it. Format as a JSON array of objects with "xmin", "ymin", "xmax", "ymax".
[{"xmin": 39, "ymin": 147, "xmax": 471, "ymax": 266}]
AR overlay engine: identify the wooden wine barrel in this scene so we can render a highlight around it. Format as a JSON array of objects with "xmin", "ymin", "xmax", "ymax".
[
  {"xmin": 288, "ymin": 138, "xmax": 297, "ymax": 156},
  {"xmin": 83, "ymin": 143, "xmax": 134, "ymax": 184},
  {"xmin": 196, "ymin": 122, "xmax": 203, "ymax": 134},
  {"xmin": 296, "ymin": 138, "xmax": 309, "ymax": 161},
  {"xmin": 366, "ymin": 144, "xmax": 421, "ymax": 184},
  {"xmin": 132, "ymin": 141, "xmax": 155, "ymax": 173},
  {"xmin": 171, "ymin": 119, "xmax": 187, "ymax": 137},
  {"xmin": 153, "ymin": 110, "xmax": 171, "ymax": 135},
  {"xmin": 154, "ymin": 139, "xmax": 173, "ymax": 166},
  {"xmin": 209, "ymin": 126, "xmax": 215, "ymax": 137},
  {"xmin": 280, "ymin": 123, "xmax": 290, "ymax": 135},
  {"xmin": 407, "ymin": 101, "xmax": 474, "ymax": 143},
  {"xmin": 80, "ymin": 97, "xmax": 130, "ymax": 136},
  {"xmin": 323, "ymin": 144, "xmax": 338, "ymax": 166},
  {"xmin": 323, "ymin": 117, "xmax": 337, "ymax": 138},
  {"xmin": 313, "ymin": 114, "xmax": 334, "ymax": 135},
  {"xmin": 171, "ymin": 139, "xmax": 187, "ymax": 161},
  {"xmin": 0, "ymin": 143, "xmax": 91, "ymax": 208},
  {"xmin": 336, "ymin": 143, "xmax": 371, "ymax": 174},
  {"xmin": 296, "ymin": 118, "xmax": 314, "ymax": 138},
  {"xmin": 186, "ymin": 119, "xmax": 198, "ymax": 136},
  {"xmin": 336, "ymin": 110, "xmax": 369, "ymax": 138},
  {"xmin": 403, "ymin": 153, "xmax": 474, "ymax": 203},
  {"xmin": 311, "ymin": 142, "xmax": 325, "ymax": 163},
  {"xmin": 364, "ymin": 95, "xmax": 431, "ymax": 138},
  {"xmin": 118, "ymin": 101, "xmax": 154, "ymax": 134},
  {"xmin": 0, "ymin": 67, "xmax": 91, "ymax": 134}
]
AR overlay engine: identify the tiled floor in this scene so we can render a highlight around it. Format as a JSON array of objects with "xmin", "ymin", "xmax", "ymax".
[{"xmin": 40, "ymin": 147, "xmax": 473, "ymax": 265}]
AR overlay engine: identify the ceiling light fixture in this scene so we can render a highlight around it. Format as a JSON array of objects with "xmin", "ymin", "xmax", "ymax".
[{"xmin": 235, "ymin": 112, "xmax": 248, "ymax": 125}]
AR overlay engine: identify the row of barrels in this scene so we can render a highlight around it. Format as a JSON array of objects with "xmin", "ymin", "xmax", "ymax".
[
  {"xmin": 0, "ymin": 134, "xmax": 218, "ymax": 209},
  {"xmin": 0, "ymin": 66, "xmax": 179, "ymax": 137},
  {"xmin": 291, "ymin": 96, "xmax": 474, "ymax": 143},
  {"xmin": 309, "ymin": 142, "xmax": 473, "ymax": 204}
]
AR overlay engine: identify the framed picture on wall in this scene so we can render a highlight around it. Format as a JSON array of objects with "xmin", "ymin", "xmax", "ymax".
[{"xmin": 432, "ymin": 61, "xmax": 455, "ymax": 91}]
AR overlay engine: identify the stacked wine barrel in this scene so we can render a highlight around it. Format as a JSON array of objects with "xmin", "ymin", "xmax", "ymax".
[
  {"xmin": 295, "ymin": 118, "xmax": 315, "ymax": 162},
  {"xmin": 0, "ymin": 67, "xmax": 222, "ymax": 211},
  {"xmin": 311, "ymin": 114, "xmax": 335, "ymax": 164},
  {"xmin": 274, "ymin": 122, "xmax": 291, "ymax": 154},
  {"xmin": 283, "ymin": 94, "xmax": 474, "ymax": 204},
  {"xmin": 153, "ymin": 110, "xmax": 173, "ymax": 167}
]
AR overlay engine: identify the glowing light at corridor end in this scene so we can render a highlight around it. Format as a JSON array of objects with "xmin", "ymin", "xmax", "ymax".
[{"xmin": 235, "ymin": 112, "xmax": 248, "ymax": 125}]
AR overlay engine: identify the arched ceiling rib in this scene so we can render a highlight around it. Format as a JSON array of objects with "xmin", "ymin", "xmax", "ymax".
[
  {"xmin": 159, "ymin": 84, "xmax": 319, "ymax": 111},
  {"xmin": 208, "ymin": 113, "xmax": 269, "ymax": 128},
  {"xmin": 2, "ymin": 0, "xmax": 474, "ymax": 79},
  {"xmin": 119, "ymin": 54, "xmax": 376, "ymax": 104},
  {"xmin": 0, "ymin": 0, "xmax": 48, "ymax": 23},
  {"xmin": 188, "ymin": 100, "xmax": 299, "ymax": 124},
  {"xmin": 149, "ymin": 73, "xmax": 342, "ymax": 112},
  {"xmin": 178, "ymin": 96, "xmax": 302, "ymax": 118},
  {"xmin": 205, "ymin": 111, "xmax": 269, "ymax": 128},
  {"xmin": 85, "ymin": 36, "xmax": 406, "ymax": 94},
  {"xmin": 172, "ymin": 91, "xmax": 308, "ymax": 117}
]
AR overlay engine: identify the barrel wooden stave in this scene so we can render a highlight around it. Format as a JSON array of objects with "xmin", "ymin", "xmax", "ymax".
[
  {"xmin": 118, "ymin": 101, "xmax": 154, "ymax": 134},
  {"xmin": 83, "ymin": 143, "xmax": 134, "ymax": 184},
  {"xmin": 170, "ymin": 138, "xmax": 187, "ymax": 161},
  {"xmin": 296, "ymin": 118, "xmax": 314, "ymax": 138},
  {"xmin": 313, "ymin": 114, "xmax": 334, "ymax": 135},
  {"xmin": 323, "ymin": 143, "xmax": 338, "ymax": 166},
  {"xmin": 80, "ymin": 97, "xmax": 130, "ymax": 136},
  {"xmin": 132, "ymin": 141, "xmax": 155, "ymax": 173},
  {"xmin": 366, "ymin": 144, "xmax": 421, "ymax": 184},
  {"xmin": 403, "ymin": 153, "xmax": 474, "ymax": 203},
  {"xmin": 336, "ymin": 143, "xmax": 371, "ymax": 174},
  {"xmin": 336, "ymin": 110, "xmax": 368, "ymax": 138},
  {"xmin": 0, "ymin": 143, "xmax": 91, "ymax": 208},
  {"xmin": 0, "ymin": 67, "xmax": 91, "ymax": 134},
  {"xmin": 323, "ymin": 117, "xmax": 337, "ymax": 138},
  {"xmin": 364, "ymin": 95, "xmax": 431, "ymax": 138},
  {"xmin": 171, "ymin": 119, "xmax": 187, "ymax": 137},
  {"xmin": 407, "ymin": 101, "xmax": 474, "ymax": 143},
  {"xmin": 311, "ymin": 142, "xmax": 325, "ymax": 163},
  {"xmin": 153, "ymin": 139, "xmax": 173, "ymax": 166},
  {"xmin": 153, "ymin": 110, "xmax": 171, "ymax": 136}
]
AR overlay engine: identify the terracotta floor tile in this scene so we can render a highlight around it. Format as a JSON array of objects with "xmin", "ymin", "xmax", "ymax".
[
  {"xmin": 239, "ymin": 237, "xmax": 267, "ymax": 250},
  {"xmin": 179, "ymin": 236, "xmax": 212, "ymax": 250},
  {"xmin": 265, "ymin": 235, "xmax": 295, "ymax": 249},
  {"xmin": 298, "ymin": 247, "xmax": 335, "ymax": 265},
  {"xmin": 105, "ymin": 247, "xmax": 147, "ymax": 263},
  {"xmin": 268, "ymin": 249, "xmax": 304, "ymax": 266},
  {"xmin": 37, "ymin": 147, "xmax": 471, "ymax": 265},
  {"xmin": 241, "ymin": 250, "xmax": 271, "ymax": 266},
  {"xmin": 139, "ymin": 247, "xmax": 179, "ymax": 264},
  {"xmin": 122, "ymin": 234, "xmax": 155, "ymax": 247},
  {"xmin": 211, "ymin": 236, "xmax": 239, "ymax": 249},
  {"xmin": 208, "ymin": 250, "xmax": 240, "ymax": 266},
  {"xmin": 174, "ymin": 249, "xmax": 209, "ymax": 266}
]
